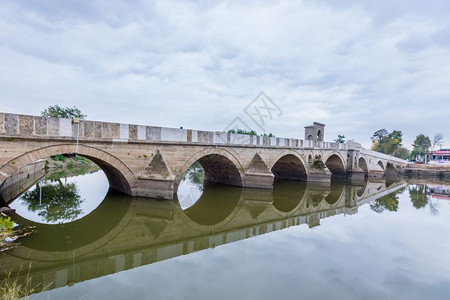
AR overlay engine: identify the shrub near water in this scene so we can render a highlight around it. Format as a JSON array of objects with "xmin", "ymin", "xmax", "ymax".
[
  {"xmin": 0, "ymin": 216, "xmax": 14, "ymax": 249},
  {"xmin": 1, "ymin": 218, "xmax": 45, "ymax": 299}
]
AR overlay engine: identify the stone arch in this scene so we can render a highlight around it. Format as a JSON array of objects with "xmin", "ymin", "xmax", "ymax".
[
  {"xmin": 307, "ymin": 135, "xmax": 313, "ymax": 141},
  {"xmin": 270, "ymin": 151, "xmax": 308, "ymax": 181},
  {"xmin": 324, "ymin": 153, "xmax": 346, "ymax": 178},
  {"xmin": 358, "ymin": 156, "xmax": 369, "ymax": 176},
  {"xmin": 0, "ymin": 144, "xmax": 137, "ymax": 196},
  {"xmin": 377, "ymin": 160, "xmax": 385, "ymax": 170},
  {"xmin": 176, "ymin": 148, "xmax": 244, "ymax": 188},
  {"xmin": 385, "ymin": 162, "xmax": 397, "ymax": 178}
]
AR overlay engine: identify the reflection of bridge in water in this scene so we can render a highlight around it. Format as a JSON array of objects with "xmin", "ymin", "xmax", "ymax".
[{"xmin": 0, "ymin": 180, "xmax": 406, "ymax": 291}]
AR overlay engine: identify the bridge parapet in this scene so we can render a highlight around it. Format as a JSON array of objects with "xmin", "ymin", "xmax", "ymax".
[
  {"xmin": 0, "ymin": 112, "xmax": 349, "ymax": 150},
  {"xmin": 360, "ymin": 148, "xmax": 409, "ymax": 165}
]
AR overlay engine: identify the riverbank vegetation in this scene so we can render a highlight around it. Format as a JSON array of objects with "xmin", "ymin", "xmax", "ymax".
[
  {"xmin": 370, "ymin": 129, "xmax": 445, "ymax": 161},
  {"xmin": 46, "ymin": 154, "xmax": 99, "ymax": 173},
  {"xmin": 0, "ymin": 264, "xmax": 46, "ymax": 300}
]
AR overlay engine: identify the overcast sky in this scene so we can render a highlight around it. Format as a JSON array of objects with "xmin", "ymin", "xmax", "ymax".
[{"xmin": 0, "ymin": 0, "xmax": 449, "ymax": 149}]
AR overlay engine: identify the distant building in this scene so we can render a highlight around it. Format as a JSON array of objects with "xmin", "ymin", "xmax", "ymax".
[
  {"xmin": 305, "ymin": 122, "xmax": 325, "ymax": 142},
  {"xmin": 432, "ymin": 149, "xmax": 450, "ymax": 161}
]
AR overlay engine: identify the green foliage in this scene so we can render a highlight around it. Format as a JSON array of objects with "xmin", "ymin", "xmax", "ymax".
[
  {"xmin": 51, "ymin": 154, "xmax": 66, "ymax": 162},
  {"xmin": 227, "ymin": 129, "xmax": 275, "ymax": 137},
  {"xmin": 1, "ymin": 217, "xmax": 15, "ymax": 251},
  {"xmin": 412, "ymin": 134, "xmax": 432, "ymax": 159},
  {"xmin": 334, "ymin": 134, "xmax": 346, "ymax": 143},
  {"xmin": 311, "ymin": 159, "xmax": 325, "ymax": 170},
  {"xmin": 41, "ymin": 105, "xmax": 87, "ymax": 119},
  {"xmin": 261, "ymin": 133, "xmax": 275, "ymax": 137},
  {"xmin": 0, "ymin": 217, "xmax": 14, "ymax": 232},
  {"xmin": 371, "ymin": 129, "xmax": 404, "ymax": 156},
  {"xmin": 394, "ymin": 147, "xmax": 410, "ymax": 160},
  {"xmin": 227, "ymin": 129, "xmax": 257, "ymax": 135},
  {"xmin": 161, "ymin": 169, "xmax": 169, "ymax": 178}
]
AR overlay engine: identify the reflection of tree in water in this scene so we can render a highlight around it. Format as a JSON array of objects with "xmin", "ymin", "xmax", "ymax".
[
  {"xmin": 182, "ymin": 161, "xmax": 204, "ymax": 192},
  {"xmin": 20, "ymin": 179, "xmax": 83, "ymax": 223},
  {"xmin": 370, "ymin": 188, "xmax": 405, "ymax": 213},
  {"xmin": 409, "ymin": 185, "xmax": 428, "ymax": 209}
]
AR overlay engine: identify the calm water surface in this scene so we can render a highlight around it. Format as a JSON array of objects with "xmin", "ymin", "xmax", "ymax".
[{"xmin": 1, "ymin": 167, "xmax": 449, "ymax": 300}]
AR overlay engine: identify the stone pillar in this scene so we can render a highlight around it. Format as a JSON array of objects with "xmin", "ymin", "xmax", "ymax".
[
  {"xmin": 243, "ymin": 173, "xmax": 274, "ymax": 189},
  {"xmin": 135, "ymin": 178, "xmax": 175, "ymax": 200},
  {"xmin": 243, "ymin": 153, "xmax": 275, "ymax": 189},
  {"xmin": 368, "ymin": 170, "xmax": 384, "ymax": 179},
  {"xmin": 347, "ymin": 170, "xmax": 366, "ymax": 184},
  {"xmin": 307, "ymin": 169, "xmax": 332, "ymax": 183}
]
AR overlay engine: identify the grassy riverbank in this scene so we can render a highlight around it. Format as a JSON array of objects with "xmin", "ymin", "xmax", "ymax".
[{"xmin": 46, "ymin": 155, "xmax": 100, "ymax": 173}]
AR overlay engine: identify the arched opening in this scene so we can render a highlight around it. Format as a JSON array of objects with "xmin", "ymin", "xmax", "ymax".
[
  {"xmin": 307, "ymin": 135, "xmax": 313, "ymax": 141},
  {"xmin": 377, "ymin": 161, "xmax": 384, "ymax": 170},
  {"xmin": 385, "ymin": 162, "xmax": 397, "ymax": 179},
  {"xmin": 317, "ymin": 130, "xmax": 322, "ymax": 141},
  {"xmin": 176, "ymin": 157, "xmax": 243, "ymax": 227},
  {"xmin": 8, "ymin": 163, "xmax": 110, "ymax": 225},
  {"xmin": 0, "ymin": 145, "xmax": 135, "ymax": 199},
  {"xmin": 358, "ymin": 157, "xmax": 369, "ymax": 177},
  {"xmin": 196, "ymin": 154, "xmax": 243, "ymax": 187},
  {"xmin": 325, "ymin": 154, "xmax": 346, "ymax": 180},
  {"xmin": 271, "ymin": 154, "xmax": 307, "ymax": 181}
]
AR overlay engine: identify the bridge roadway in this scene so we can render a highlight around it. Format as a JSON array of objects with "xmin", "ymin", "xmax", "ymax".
[
  {"xmin": 0, "ymin": 113, "xmax": 408, "ymax": 199},
  {"xmin": 0, "ymin": 180, "xmax": 406, "ymax": 292}
]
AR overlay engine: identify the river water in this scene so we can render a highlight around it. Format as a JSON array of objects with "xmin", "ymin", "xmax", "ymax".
[{"xmin": 1, "ymin": 166, "xmax": 450, "ymax": 300}]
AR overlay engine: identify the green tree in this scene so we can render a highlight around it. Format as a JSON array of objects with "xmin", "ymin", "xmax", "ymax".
[
  {"xmin": 227, "ymin": 129, "xmax": 257, "ymax": 135},
  {"xmin": 41, "ymin": 105, "xmax": 87, "ymax": 119},
  {"xmin": 334, "ymin": 134, "xmax": 346, "ymax": 143},
  {"xmin": 382, "ymin": 130, "xmax": 403, "ymax": 155},
  {"xmin": 371, "ymin": 129, "xmax": 389, "ymax": 152},
  {"xmin": 394, "ymin": 147, "xmax": 410, "ymax": 160},
  {"xmin": 412, "ymin": 134, "xmax": 431, "ymax": 160},
  {"xmin": 371, "ymin": 129, "xmax": 404, "ymax": 156}
]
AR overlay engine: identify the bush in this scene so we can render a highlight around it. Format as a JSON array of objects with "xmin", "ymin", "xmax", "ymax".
[{"xmin": 51, "ymin": 155, "xmax": 66, "ymax": 162}]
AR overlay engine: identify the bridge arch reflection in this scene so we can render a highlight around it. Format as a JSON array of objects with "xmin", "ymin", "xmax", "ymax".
[{"xmin": 7, "ymin": 189, "xmax": 132, "ymax": 262}]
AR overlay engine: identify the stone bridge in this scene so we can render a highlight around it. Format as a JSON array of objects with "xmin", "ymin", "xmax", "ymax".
[
  {"xmin": 0, "ymin": 112, "xmax": 408, "ymax": 199},
  {"xmin": 0, "ymin": 180, "xmax": 406, "ymax": 292}
]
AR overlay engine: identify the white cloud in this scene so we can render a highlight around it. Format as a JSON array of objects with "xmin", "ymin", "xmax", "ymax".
[{"xmin": 0, "ymin": 0, "xmax": 449, "ymax": 148}]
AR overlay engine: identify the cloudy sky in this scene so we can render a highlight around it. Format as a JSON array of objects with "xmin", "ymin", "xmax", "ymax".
[{"xmin": 0, "ymin": 0, "xmax": 449, "ymax": 149}]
